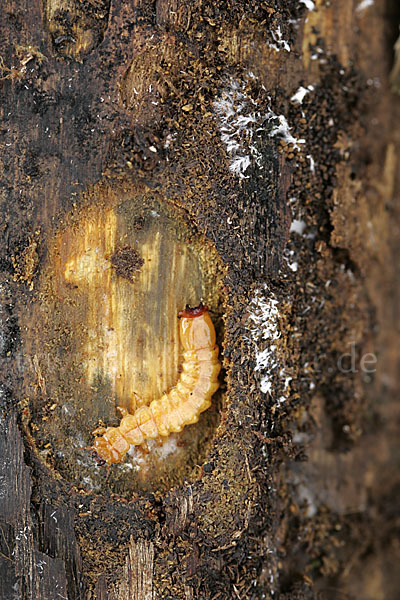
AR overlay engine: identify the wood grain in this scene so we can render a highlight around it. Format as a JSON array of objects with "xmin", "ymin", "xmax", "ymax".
[
  {"xmin": 19, "ymin": 188, "xmax": 223, "ymax": 494},
  {"xmin": 44, "ymin": 0, "xmax": 111, "ymax": 59},
  {"xmin": 0, "ymin": 0, "xmax": 399, "ymax": 598}
]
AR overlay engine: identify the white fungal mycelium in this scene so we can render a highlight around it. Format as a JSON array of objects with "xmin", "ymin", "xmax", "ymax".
[
  {"xmin": 290, "ymin": 84, "xmax": 314, "ymax": 105},
  {"xmin": 268, "ymin": 113, "xmax": 306, "ymax": 150},
  {"xmin": 299, "ymin": 0, "xmax": 316, "ymax": 10},
  {"xmin": 248, "ymin": 287, "xmax": 291, "ymax": 404},
  {"xmin": 356, "ymin": 0, "xmax": 374, "ymax": 13},
  {"xmin": 289, "ymin": 219, "xmax": 307, "ymax": 235},
  {"xmin": 307, "ymin": 153, "xmax": 315, "ymax": 173},
  {"xmin": 213, "ymin": 75, "xmax": 305, "ymax": 179},
  {"xmin": 213, "ymin": 78, "xmax": 262, "ymax": 178},
  {"xmin": 268, "ymin": 26, "xmax": 291, "ymax": 53}
]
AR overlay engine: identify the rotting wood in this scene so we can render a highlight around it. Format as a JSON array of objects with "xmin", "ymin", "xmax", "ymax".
[
  {"xmin": 19, "ymin": 190, "xmax": 224, "ymax": 496},
  {"xmin": 110, "ymin": 538, "xmax": 154, "ymax": 600},
  {"xmin": 0, "ymin": 0, "xmax": 399, "ymax": 598},
  {"xmin": 44, "ymin": 0, "xmax": 111, "ymax": 60},
  {"xmin": 0, "ymin": 413, "xmax": 70, "ymax": 599},
  {"xmin": 93, "ymin": 538, "xmax": 154, "ymax": 600}
]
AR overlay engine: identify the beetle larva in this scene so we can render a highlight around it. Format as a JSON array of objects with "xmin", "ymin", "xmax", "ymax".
[{"xmin": 92, "ymin": 304, "xmax": 221, "ymax": 465}]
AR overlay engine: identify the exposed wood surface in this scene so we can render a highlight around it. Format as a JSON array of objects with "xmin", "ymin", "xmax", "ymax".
[
  {"xmin": 20, "ymin": 189, "xmax": 223, "ymax": 494},
  {"xmin": 0, "ymin": 0, "xmax": 399, "ymax": 599}
]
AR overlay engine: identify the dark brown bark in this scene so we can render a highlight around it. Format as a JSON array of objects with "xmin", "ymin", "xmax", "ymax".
[{"xmin": 0, "ymin": 1, "xmax": 399, "ymax": 599}]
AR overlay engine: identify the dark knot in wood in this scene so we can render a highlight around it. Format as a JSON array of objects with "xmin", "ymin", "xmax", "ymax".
[{"xmin": 110, "ymin": 246, "xmax": 144, "ymax": 283}]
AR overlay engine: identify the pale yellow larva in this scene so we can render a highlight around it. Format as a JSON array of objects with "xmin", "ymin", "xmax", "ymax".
[{"xmin": 92, "ymin": 304, "xmax": 221, "ymax": 465}]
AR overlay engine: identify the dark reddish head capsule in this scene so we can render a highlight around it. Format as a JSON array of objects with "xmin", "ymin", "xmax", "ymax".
[{"xmin": 178, "ymin": 303, "xmax": 208, "ymax": 319}]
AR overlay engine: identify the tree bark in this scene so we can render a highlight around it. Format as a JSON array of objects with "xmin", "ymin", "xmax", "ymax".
[{"xmin": 0, "ymin": 1, "xmax": 399, "ymax": 598}]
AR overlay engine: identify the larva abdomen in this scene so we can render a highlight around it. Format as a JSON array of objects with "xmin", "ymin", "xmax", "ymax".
[{"xmin": 93, "ymin": 305, "xmax": 221, "ymax": 465}]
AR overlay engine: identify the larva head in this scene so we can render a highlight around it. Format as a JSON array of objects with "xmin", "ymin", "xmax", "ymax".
[{"xmin": 178, "ymin": 304, "xmax": 217, "ymax": 351}]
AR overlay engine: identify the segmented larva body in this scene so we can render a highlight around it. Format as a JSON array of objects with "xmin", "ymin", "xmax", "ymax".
[{"xmin": 92, "ymin": 305, "xmax": 221, "ymax": 465}]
